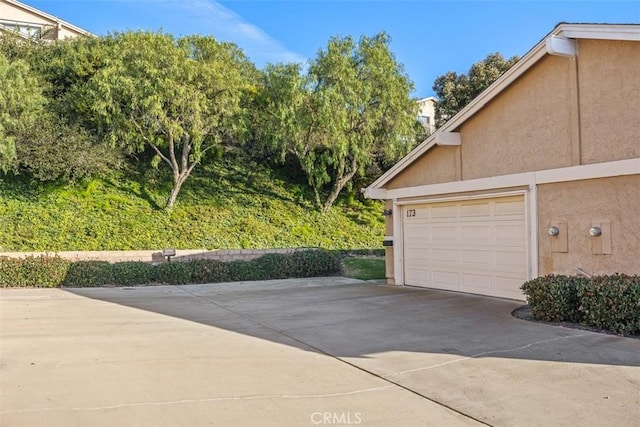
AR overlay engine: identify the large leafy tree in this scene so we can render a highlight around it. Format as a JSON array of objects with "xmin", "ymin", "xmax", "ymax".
[
  {"xmin": 0, "ymin": 54, "xmax": 45, "ymax": 173},
  {"xmin": 75, "ymin": 31, "xmax": 251, "ymax": 208},
  {"xmin": 1, "ymin": 37, "xmax": 122, "ymax": 182},
  {"xmin": 254, "ymin": 33, "xmax": 418, "ymax": 212},
  {"xmin": 433, "ymin": 52, "xmax": 519, "ymax": 128}
]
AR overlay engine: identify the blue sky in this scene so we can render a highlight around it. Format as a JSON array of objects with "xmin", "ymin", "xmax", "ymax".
[{"xmin": 25, "ymin": 0, "xmax": 640, "ymax": 97}]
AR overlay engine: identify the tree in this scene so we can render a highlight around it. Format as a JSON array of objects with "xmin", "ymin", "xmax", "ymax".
[
  {"xmin": 15, "ymin": 114, "xmax": 122, "ymax": 182},
  {"xmin": 254, "ymin": 33, "xmax": 418, "ymax": 212},
  {"xmin": 433, "ymin": 52, "xmax": 519, "ymax": 128},
  {"xmin": 75, "ymin": 32, "xmax": 250, "ymax": 208},
  {"xmin": 0, "ymin": 54, "xmax": 45, "ymax": 173}
]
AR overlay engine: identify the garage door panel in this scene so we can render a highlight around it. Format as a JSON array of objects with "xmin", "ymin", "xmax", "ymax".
[
  {"xmin": 496, "ymin": 250, "xmax": 527, "ymax": 267},
  {"xmin": 433, "ymin": 248, "xmax": 458, "ymax": 263},
  {"xmin": 494, "ymin": 199, "xmax": 524, "ymax": 215},
  {"xmin": 403, "ymin": 196, "xmax": 527, "ymax": 300},
  {"xmin": 432, "ymin": 205, "xmax": 457, "ymax": 218},
  {"xmin": 432, "ymin": 271, "xmax": 459, "ymax": 290},
  {"xmin": 495, "ymin": 277, "xmax": 526, "ymax": 299},
  {"xmin": 432, "ymin": 226, "xmax": 458, "ymax": 240},
  {"xmin": 460, "ymin": 249, "xmax": 492, "ymax": 265},
  {"xmin": 460, "ymin": 203, "xmax": 491, "ymax": 217},
  {"xmin": 495, "ymin": 223, "xmax": 526, "ymax": 240},
  {"xmin": 461, "ymin": 225, "xmax": 491, "ymax": 240},
  {"xmin": 462, "ymin": 274, "xmax": 493, "ymax": 290}
]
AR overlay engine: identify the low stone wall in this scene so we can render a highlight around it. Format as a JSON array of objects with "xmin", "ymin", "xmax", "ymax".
[{"xmin": 0, "ymin": 248, "xmax": 308, "ymax": 264}]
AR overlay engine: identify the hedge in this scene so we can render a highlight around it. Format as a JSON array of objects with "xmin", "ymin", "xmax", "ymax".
[
  {"xmin": 0, "ymin": 250, "xmax": 342, "ymax": 289},
  {"xmin": 521, "ymin": 274, "xmax": 640, "ymax": 335},
  {"xmin": 577, "ymin": 274, "xmax": 640, "ymax": 336}
]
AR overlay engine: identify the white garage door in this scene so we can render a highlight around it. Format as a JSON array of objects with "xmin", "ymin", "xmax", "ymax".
[{"xmin": 402, "ymin": 195, "xmax": 527, "ymax": 300}]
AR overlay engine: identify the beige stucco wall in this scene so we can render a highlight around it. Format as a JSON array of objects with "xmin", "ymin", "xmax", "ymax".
[
  {"xmin": 459, "ymin": 55, "xmax": 575, "ymax": 180},
  {"xmin": 538, "ymin": 175, "xmax": 640, "ymax": 276},
  {"xmin": 386, "ymin": 145, "xmax": 459, "ymax": 189},
  {"xmin": 578, "ymin": 39, "xmax": 640, "ymax": 164}
]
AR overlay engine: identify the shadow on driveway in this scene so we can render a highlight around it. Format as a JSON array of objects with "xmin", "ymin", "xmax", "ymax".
[{"xmin": 64, "ymin": 277, "xmax": 640, "ymax": 368}]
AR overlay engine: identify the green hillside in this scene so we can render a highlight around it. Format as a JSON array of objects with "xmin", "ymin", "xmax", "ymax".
[{"xmin": 0, "ymin": 155, "xmax": 385, "ymax": 252}]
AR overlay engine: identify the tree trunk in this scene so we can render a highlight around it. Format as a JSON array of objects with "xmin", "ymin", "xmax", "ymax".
[
  {"xmin": 321, "ymin": 157, "xmax": 359, "ymax": 213},
  {"xmin": 166, "ymin": 174, "xmax": 187, "ymax": 209}
]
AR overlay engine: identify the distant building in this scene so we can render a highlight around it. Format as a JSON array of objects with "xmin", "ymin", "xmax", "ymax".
[
  {"xmin": 0, "ymin": 0, "xmax": 91, "ymax": 41},
  {"xmin": 416, "ymin": 96, "xmax": 436, "ymax": 135}
]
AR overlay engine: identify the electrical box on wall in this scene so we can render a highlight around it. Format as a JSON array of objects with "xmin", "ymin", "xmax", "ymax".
[
  {"xmin": 591, "ymin": 221, "xmax": 611, "ymax": 255},
  {"xmin": 549, "ymin": 222, "xmax": 568, "ymax": 253},
  {"xmin": 382, "ymin": 236, "xmax": 393, "ymax": 247}
]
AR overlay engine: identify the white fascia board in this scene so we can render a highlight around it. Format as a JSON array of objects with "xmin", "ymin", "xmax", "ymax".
[
  {"xmin": 386, "ymin": 158, "xmax": 640, "ymax": 200},
  {"xmin": 535, "ymin": 157, "xmax": 640, "ymax": 185},
  {"xmin": 559, "ymin": 24, "xmax": 640, "ymax": 42}
]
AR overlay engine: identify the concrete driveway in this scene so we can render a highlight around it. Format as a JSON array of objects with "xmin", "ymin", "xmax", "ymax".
[{"xmin": 1, "ymin": 278, "xmax": 638, "ymax": 426}]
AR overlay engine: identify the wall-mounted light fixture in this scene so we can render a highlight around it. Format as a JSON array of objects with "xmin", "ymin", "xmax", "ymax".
[
  {"xmin": 548, "ymin": 226, "xmax": 560, "ymax": 236},
  {"xmin": 588, "ymin": 226, "xmax": 602, "ymax": 237},
  {"xmin": 382, "ymin": 209, "xmax": 393, "ymax": 216}
]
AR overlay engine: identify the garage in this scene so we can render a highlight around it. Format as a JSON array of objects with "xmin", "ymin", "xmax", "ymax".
[{"xmin": 402, "ymin": 195, "xmax": 527, "ymax": 300}]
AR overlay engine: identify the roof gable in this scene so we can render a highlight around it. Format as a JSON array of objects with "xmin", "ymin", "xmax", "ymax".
[{"xmin": 366, "ymin": 23, "xmax": 640, "ymax": 194}]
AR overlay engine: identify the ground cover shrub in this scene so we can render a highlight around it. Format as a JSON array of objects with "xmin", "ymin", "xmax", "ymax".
[
  {"xmin": 577, "ymin": 274, "xmax": 640, "ymax": 335},
  {"xmin": 0, "ymin": 158, "xmax": 385, "ymax": 252},
  {"xmin": 520, "ymin": 275, "xmax": 586, "ymax": 323},
  {"xmin": 0, "ymin": 255, "xmax": 69, "ymax": 288}
]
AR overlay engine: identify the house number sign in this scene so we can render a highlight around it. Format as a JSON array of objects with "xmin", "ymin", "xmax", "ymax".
[{"xmin": 406, "ymin": 209, "xmax": 416, "ymax": 217}]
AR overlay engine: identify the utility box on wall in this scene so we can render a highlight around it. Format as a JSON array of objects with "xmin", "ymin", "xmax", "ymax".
[
  {"xmin": 590, "ymin": 221, "xmax": 612, "ymax": 255},
  {"xmin": 550, "ymin": 221, "xmax": 568, "ymax": 253}
]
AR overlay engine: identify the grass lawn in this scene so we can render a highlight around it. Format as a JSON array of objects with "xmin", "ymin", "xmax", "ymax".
[{"xmin": 342, "ymin": 257, "xmax": 386, "ymax": 280}]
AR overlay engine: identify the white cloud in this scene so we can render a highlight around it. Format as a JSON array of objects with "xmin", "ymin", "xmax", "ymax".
[{"xmin": 164, "ymin": 0, "xmax": 307, "ymax": 66}]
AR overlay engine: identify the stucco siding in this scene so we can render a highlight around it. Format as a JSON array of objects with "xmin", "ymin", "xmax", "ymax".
[
  {"xmin": 0, "ymin": 1, "xmax": 88, "ymax": 38},
  {"xmin": 537, "ymin": 175, "xmax": 640, "ymax": 276},
  {"xmin": 459, "ymin": 55, "xmax": 574, "ymax": 180},
  {"xmin": 578, "ymin": 39, "xmax": 640, "ymax": 164},
  {"xmin": 0, "ymin": 2, "xmax": 41, "ymax": 22},
  {"xmin": 386, "ymin": 145, "xmax": 459, "ymax": 189}
]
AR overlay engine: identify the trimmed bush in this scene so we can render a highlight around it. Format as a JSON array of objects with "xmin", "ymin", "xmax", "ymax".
[
  {"xmin": 0, "ymin": 255, "xmax": 69, "ymax": 288},
  {"xmin": 0, "ymin": 249, "xmax": 342, "ymax": 288},
  {"xmin": 578, "ymin": 274, "xmax": 640, "ymax": 335},
  {"xmin": 521, "ymin": 274, "xmax": 640, "ymax": 335},
  {"xmin": 520, "ymin": 275, "xmax": 587, "ymax": 323},
  {"xmin": 286, "ymin": 250, "xmax": 341, "ymax": 277},
  {"xmin": 154, "ymin": 261, "xmax": 194, "ymax": 285},
  {"xmin": 63, "ymin": 261, "xmax": 113, "ymax": 287},
  {"xmin": 110, "ymin": 262, "xmax": 155, "ymax": 286}
]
